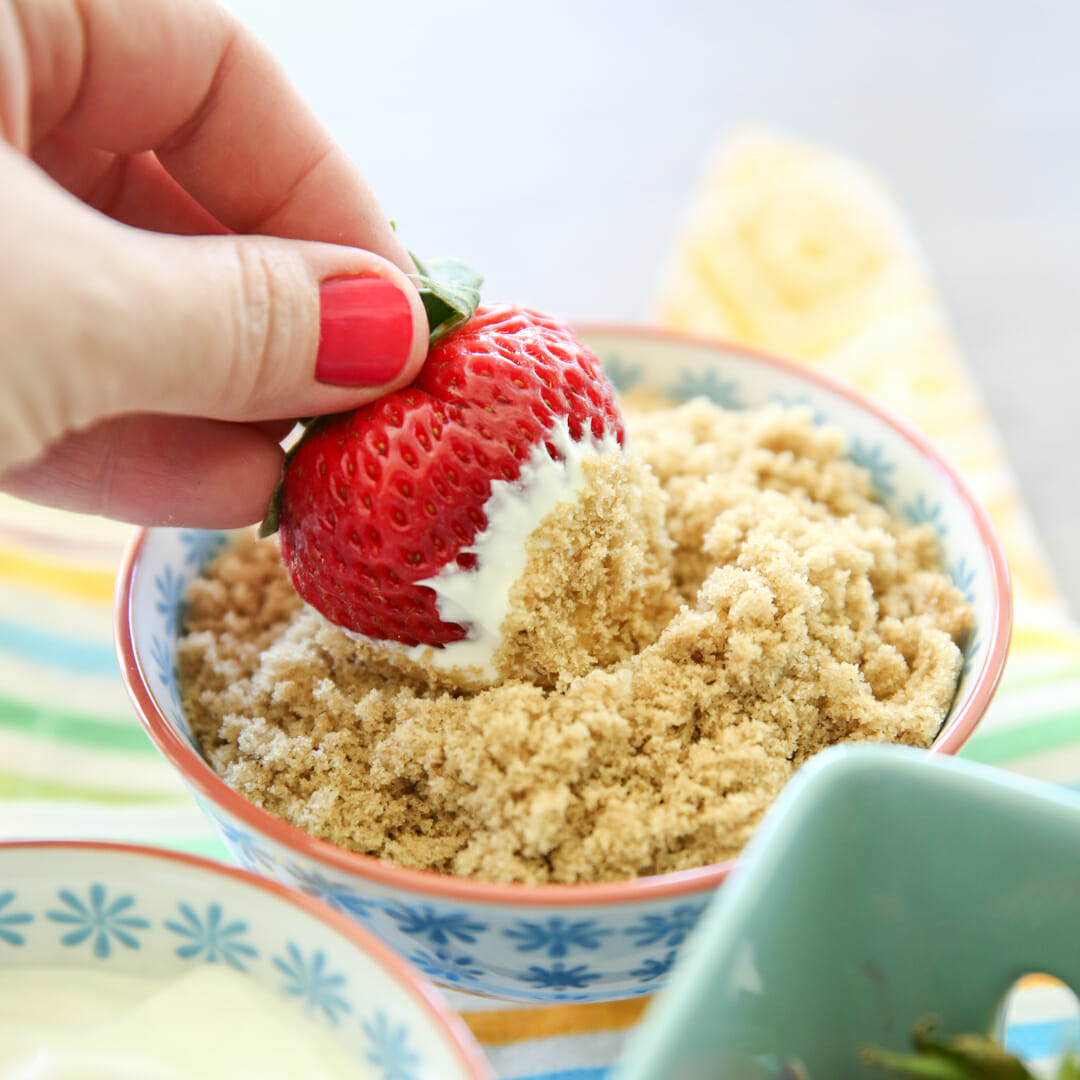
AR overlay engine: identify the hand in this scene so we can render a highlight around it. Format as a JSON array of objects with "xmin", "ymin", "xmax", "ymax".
[{"xmin": 0, "ymin": 0, "xmax": 430, "ymax": 527}]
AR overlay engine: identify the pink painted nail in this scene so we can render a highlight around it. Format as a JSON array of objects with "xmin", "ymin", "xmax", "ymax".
[{"xmin": 316, "ymin": 276, "xmax": 414, "ymax": 386}]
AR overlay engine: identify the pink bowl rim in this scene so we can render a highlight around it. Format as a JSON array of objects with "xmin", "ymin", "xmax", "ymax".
[
  {"xmin": 114, "ymin": 323, "xmax": 1013, "ymax": 909},
  {"xmin": 0, "ymin": 839, "xmax": 494, "ymax": 1079}
]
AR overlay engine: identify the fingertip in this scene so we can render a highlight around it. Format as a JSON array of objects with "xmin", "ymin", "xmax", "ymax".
[
  {"xmin": 313, "ymin": 262, "xmax": 429, "ymax": 392},
  {"xmin": 381, "ymin": 220, "xmax": 424, "ymax": 282},
  {"xmin": 137, "ymin": 234, "xmax": 431, "ymax": 425}
]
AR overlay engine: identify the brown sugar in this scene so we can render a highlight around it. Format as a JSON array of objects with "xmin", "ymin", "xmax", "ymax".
[
  {"xmin": 178, "ymin": 399, "xmax": 973, "ymax": 884},
  {"xmin": 352, "ymin": 451, "xmax": 681, "ymax": 693}
]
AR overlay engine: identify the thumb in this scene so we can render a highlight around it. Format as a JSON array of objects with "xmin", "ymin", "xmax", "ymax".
[
  {"xmin": 0, "ymin": 149, "xmax": 432, "ymax": 527},
  {"xmin": 0, "ymin": 231, "xmax": 429, "ymax": 525},
  {"xmin": 115, "ymin": 228, "xmax": 431, "ymax": 424},
  {"xmin": 0, "ymin": 147, "xmax": 429, "ymax": 459}
]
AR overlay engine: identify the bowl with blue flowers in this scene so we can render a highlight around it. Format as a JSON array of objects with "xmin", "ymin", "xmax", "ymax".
[
  {"xmin": 0, "ymin": 841, "xmax": 492, "ymax": 1077},
  {"xmin": 115, "ymin": 327, "xmax": 1012, "ymax": 1004}
]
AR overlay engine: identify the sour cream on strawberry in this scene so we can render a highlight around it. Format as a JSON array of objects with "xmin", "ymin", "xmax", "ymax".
[{"xmin": 397, "ymin": 417, "xmax": 622, "ymax": 682}]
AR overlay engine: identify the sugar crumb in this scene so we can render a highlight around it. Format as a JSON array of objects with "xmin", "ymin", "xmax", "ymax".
[{"xmin": 179, "ymin": 400, "xmax": 973, "ymax": 884}]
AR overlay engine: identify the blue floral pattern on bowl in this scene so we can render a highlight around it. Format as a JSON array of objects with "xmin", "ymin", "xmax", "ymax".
[
  {"xmin": 164, "ymin": 901, "xmax": 258, "ymax": 970},
  {"xmin": 124, "ymin": 330, "xmax": 1007, "ymax": 1003},
  {"xmin": 0, "ymin": 845, "xmax": 485, "ymax": 1079},
  {"xmin": 0, "ymin": 891, "xmax": 33, "ymax": 947},
  {"xmin": 46, "ymin": 883, "xmax": 150, "ymax": 959},
  {"xmin": 504, "ymin": 916, "xmax": 612, "ymax": 957}
]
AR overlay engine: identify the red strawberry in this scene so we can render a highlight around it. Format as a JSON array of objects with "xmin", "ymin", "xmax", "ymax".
[{"xmin": 271, "ymin": 303, "xmax": 624, "ymax": 647}]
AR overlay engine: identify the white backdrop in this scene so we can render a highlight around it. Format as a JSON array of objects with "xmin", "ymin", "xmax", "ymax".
[{"xmin": 226, "ymin": 0, "xmax": 1080, "ymax": 611}]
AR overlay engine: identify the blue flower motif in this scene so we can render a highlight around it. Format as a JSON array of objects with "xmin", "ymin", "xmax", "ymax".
[
  {"xmin": 517, "ymin": 961, "xmax": 602, "ymax": 991},
  {"xmin": 672, "ymin": 369, "xmax": 743, "ymax": 410},
  {"xmin": 948, "ymin": 556, "xmax": 977, "ymax": 605},
  {"xmin": 149, "ymin": 634, "xmax": 171, "ymax": 678},
  {"xmin": 177, "ymin": 725, "xmax": 201, "ymax": 752},
  {"xmin": 361, "ymin": 1010, "xmax": 421, "ymax": 1080},
  {"xmin": 515, "ymin": 986, "xmax": 600, "ymax": 1003},
  {"xmin": 164, "ymin": 902, "xmax": 258, "ymax": 970},
  {"xmin": 503, "ymin": 916, "xmax": 612, "ymax": 958},
  {"xmin": 601, "ymin": 354, "xmax": 643, "ymax": 394},
  {"xmin": 630, "ymin": 949, "xmax": 677, "ymax": 983},
  {"xmin": 154, "ymin": 566, "xmax": 186, "ymax": 636},
  {"xmin": 0, "ymin": 891, "xmax": 32, "ymax": 947},
  {"xmin": 218, "ymin": 821, "xmax": 278, "ymax": 872},
  {"xmin": 273, "ymin": 943, "xmax": 351, "ymax": 1025},
  {"xmin": 179, "ymin": 530, "xmax": 227, "ymax": 569},
  {"xmin": 149, "ymin": 635, "xmax": 181, "ymax": 711},
  {"xmin": 383, "ymin": 903, "xmax": 487, "ymax": 946},
  {"xmin": 284, "ymin": 865, "xmax": 378, "ymax": 923},
  {"xmin": 624, "ymin": 903, "xmax": 706, "ymax": 948},
  {"xmin": 960, "ymin": 632, "xmax": 980, "ymax": 679},
  {"xmin": 848, "ymin": 438, "xmax": 897, "ymax": 501},
  {"xmin": 47, "ymin": 884, "xmax": 150, "ymax": 959},
  {"xmin": 407, "ymin": 948, "xmax": 484, "ymax": 985},
  {"xmin": 903, "ymin": 493, "xmax": 947, "ymax": 538}
]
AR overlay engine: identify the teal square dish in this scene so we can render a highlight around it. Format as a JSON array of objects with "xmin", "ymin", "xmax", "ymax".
[{"xmin": 616, "ymin": 744, "xmax": 1080, "ymax": 1079}]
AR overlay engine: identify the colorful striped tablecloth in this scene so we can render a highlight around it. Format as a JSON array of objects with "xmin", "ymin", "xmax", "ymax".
[{"xmin": 3, "ymin": 129, "xmax": 1080, "ymax": 1077}]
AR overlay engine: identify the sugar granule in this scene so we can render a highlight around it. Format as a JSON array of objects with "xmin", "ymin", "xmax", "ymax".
[{"xmin": 178, "ymin": 400, "xmax": 973, "ymax": 884}]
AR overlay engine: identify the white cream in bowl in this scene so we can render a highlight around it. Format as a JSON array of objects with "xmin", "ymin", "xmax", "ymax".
[{"xmin": 0, "ymin": 966, "xmax": 372, "ymax": 1079}]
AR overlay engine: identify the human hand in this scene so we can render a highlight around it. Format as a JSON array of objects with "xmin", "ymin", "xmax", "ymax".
[{"xmin": 0, "ymin": 0, "xmax": 430, "ymax": 527}]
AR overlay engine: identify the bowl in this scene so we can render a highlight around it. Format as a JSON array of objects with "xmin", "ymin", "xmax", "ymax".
[
  {"xmin": 0, "ymin": 841, "xmax": 492, "ymax": 1078},
  {"xmin": 614, "ymin": 743, "xmax": 1080, "ymax": 1080},
  {"xmin": 115, "ymin": 326, "xmax": 1012, "ymax": 1003}
]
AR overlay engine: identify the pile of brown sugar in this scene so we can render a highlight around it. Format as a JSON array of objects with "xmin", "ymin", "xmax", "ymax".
[{"xmin": 178, "ymin": 398, "xmax": 974, "ymax": 884}]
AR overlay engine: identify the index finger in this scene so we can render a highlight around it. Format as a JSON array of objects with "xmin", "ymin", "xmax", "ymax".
[{"xmin": 13, "ymin": 0, "xmax": 412, "ymax": 266}]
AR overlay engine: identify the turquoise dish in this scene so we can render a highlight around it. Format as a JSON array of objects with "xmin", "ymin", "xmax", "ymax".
[{"xmin": 616, "ymin": 744, "xmax": 1080, "ymax": 1079}]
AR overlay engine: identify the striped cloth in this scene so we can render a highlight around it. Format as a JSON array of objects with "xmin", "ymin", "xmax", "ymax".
[
  {"xmin": 3, "ymin": 129, "xmax": 1079, "ymax": 1077},
  {"xmin": 1003, "ymin": 975, "xmax": 1080, "ymax": 1077}
]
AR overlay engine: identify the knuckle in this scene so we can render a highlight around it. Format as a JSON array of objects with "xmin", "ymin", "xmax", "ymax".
[{"xmin": 225, "ymin": 240, "xmax": 300, "ymax": 416}]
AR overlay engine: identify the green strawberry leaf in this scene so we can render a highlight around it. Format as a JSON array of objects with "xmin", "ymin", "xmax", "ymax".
[
  {"xmin": 411, "ymin": 254, "xmax": 483, "ymax": 345},
  {"xmin": 860, "ymin": 1045, "xmax": 980, "ymax": 1079},
  {"xmin": 862, "ymin": 1018, "xmax": 1037, "ymax": 1080},
  {"xmin": 259, "ymin": 487, "xmax": 282, "ymax": 539},
  {"xmin": 258, "ymin": 417, "xmax": 330, "ymax": 539}
]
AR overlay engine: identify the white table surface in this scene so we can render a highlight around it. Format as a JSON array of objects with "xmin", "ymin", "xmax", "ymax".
[{"xmin": 228, "ymin": 0, "xmax": 1080, "ymax": 615}]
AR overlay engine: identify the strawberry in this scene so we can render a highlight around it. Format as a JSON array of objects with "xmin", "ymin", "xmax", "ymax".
[{"xmin": 263, "ymin": 264, "xmax": 625, "ymax": 648}]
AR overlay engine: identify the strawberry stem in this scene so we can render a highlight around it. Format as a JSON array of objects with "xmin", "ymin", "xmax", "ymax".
[{"xmin": 410, "ymin": 254, "xmax": 484, "ymax": 345}]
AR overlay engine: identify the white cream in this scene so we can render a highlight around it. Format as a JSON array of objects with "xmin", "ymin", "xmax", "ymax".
[
  {"xmin": 0, "ymin": 966, "xmax": 372, "ymax": 1080},
  {"xmin": 384, "ymin": 418, "xmax": 622, "ymax": 682}
]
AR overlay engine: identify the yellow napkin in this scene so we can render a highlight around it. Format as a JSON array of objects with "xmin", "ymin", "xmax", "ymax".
[{"xmin": 659, "ymin": 127, "xmax": 1059, "ymax": 607}]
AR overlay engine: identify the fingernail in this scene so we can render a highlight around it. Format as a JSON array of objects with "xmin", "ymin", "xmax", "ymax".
[{"xmin": 316, "ymin": 276, "xmax": 414, "ymax": 386}]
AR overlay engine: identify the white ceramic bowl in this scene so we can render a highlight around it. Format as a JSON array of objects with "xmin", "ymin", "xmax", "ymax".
[
  {"xmin": 116, "ymin": 327, "xmax": 1012, "ymax": 1003},
  {"xmin": 0, "ymin": 842, "xmax": 492, "ymax": 1078}
]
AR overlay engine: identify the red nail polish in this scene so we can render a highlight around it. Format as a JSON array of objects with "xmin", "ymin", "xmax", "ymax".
[{"xmin": 316, "ymin": 276, "xmax": 414, "ymax": 386}]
